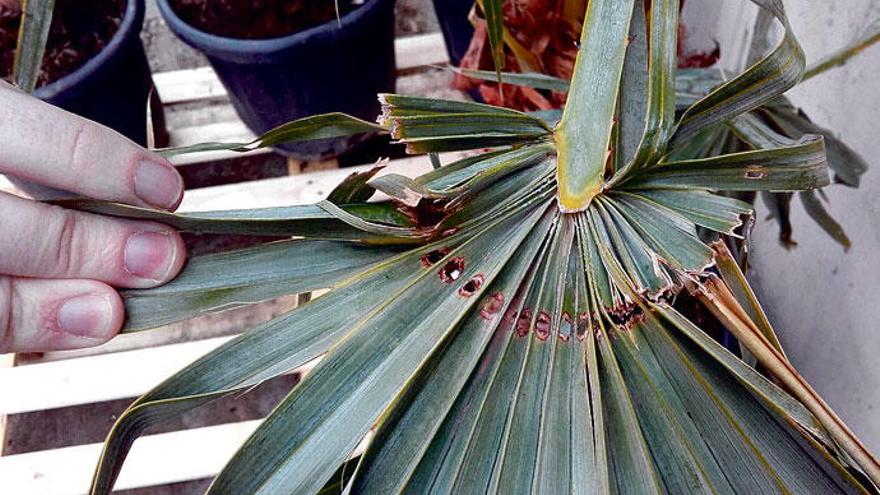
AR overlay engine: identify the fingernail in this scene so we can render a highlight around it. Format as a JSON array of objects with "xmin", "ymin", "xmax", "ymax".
[
  {"xmin": 124, "ymin": 232, "xmax": 177, "ymax": 282},
  {"xmin": 134, "ymin": 159, "xmax": 182, "ymax": 210},
  {"xmin": 57, "ymin": 294, "xmax": 113, "ymax": 338}
]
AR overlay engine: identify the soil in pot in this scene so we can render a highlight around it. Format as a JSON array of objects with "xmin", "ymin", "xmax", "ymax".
[
  {"xmin": 169, "ymin": 0, "xmax": 359, "ymax": 39},
  {"xmin": 0, "ymin": 0, "xmax": 125, "ymax": 87}
]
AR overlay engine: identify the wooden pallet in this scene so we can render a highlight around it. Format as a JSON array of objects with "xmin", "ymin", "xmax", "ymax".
[{"xmin": 0, "ymin": 32, "xmax": 464, "ymax": 494}]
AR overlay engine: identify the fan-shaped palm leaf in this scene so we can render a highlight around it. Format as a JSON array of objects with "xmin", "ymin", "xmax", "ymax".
[{"xmin": 76, "ymin": 0, "xmax": 880, "ymax": 493}]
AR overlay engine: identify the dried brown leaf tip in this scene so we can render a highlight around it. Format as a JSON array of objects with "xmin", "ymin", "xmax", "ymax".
[
  {"xmin": 459, "ymin": 274, "xmax": 486, "ymax": 298},
  {"xmin": 439, "ymin": 257, "xmax": 466, "ymax": 284},
  {"xmin": 480, "ymin": 292, "xmax": 505, "ymax": 320}
]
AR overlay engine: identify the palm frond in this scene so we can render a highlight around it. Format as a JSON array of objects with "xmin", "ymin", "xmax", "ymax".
[
  {"xmin": 157, "ymin": 113, "xmax": 384, "ymax": 157},
  {"xmin": 76, "ymin": 0, "xmax": 880, "ymax": 493},
  {"xmin": 477, "ymin": 0, "xmax": 506, "ymax": 83}
]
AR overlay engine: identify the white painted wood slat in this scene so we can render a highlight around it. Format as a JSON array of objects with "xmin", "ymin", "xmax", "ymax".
[
  {"xmin": 0, "ymin": 420, "xmax": 261, "ymax": 495},
  {"xmin": 0, "ymin": 337, "xmax": 234, "ymax": 416},
  {"xmin": 0, "ymin": 421, "xmax": 369, "ymax": 495}
]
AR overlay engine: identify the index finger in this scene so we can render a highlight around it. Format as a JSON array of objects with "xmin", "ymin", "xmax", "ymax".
[{"xmin": 0, "ymin": 80, "xmax": 184, "ymax": 210}]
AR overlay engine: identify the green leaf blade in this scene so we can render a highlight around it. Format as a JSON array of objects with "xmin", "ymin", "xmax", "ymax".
[
  {"xmin": 122, "ymin": 240, "xmax": 403, "ymax": 331},
  {"xmin": 628, "ymin": 136, "xmax": 829, "ymax": 192},
  {"xmin": 673, "ymin": 0, "xmax": 805, "ymax": 144},
  {"xmin": 556, "ymin": 0, "xmax": 636, "ymax": 211},
  {"xmin": 13, "ymin": 0, "xmax": 55, "ymax": 93},
  {"xmin": 206, "ymin": 205, "xmax": 548, "ymax": 495},
  {"xmin": 157, "ymin": 113, "xmax": 384, "ymax": 157}
]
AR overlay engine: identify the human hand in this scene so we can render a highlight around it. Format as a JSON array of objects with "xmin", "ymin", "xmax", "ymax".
[{"xmin": 0, "ymin": 80, "xmax": 186, "ymax": 353}]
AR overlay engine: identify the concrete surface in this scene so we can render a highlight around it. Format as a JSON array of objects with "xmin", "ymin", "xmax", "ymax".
[{"xmin": 715, "ymin": 1, "xmax": 880, "ymax": 454}]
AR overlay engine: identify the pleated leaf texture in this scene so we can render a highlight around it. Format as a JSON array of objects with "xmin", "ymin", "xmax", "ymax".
[{"xmin": 72, "ymin": 0, "xmax": 880, "ymax": 493}]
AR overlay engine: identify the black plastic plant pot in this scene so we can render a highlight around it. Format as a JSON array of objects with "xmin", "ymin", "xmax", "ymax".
[
  {"xmin": 157, "ymin": 0, "xmax": 397, "ymax": 160},
  {"xmin": 432, "ymin": 0, "xmax": 475, "ymax": 66},
  {"xmin": 35, "ymin": 0, "xmax": 155, "ymax": 147}
]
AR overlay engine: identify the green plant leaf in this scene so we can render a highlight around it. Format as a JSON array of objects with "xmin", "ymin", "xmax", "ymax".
[
  {"xmin": 347, "ymin": 207, "xmax": 553, "ymax": 494},
  {"xmin": 122, "ymin": 240, "xmax": 404, "ymax": 332},
  {"xmin": 626, "ymin": 135, "xmax": 829, "ymax": 191},
  {"xmin": 451, "ymin": 67, "xmax": 571, "ymax": 92},
  {"xmin": 672, "ymin": 0, "xmax": 805, "ymax": 144},
  {"xmin": 156, "ymin": 113, "xmax": 384, "ymax": 157},
  {"xmin": 675, "ymin": 67, "xmax": 725, "ymax": 107},
  {"xmin": 448, "ymin": 66, "xmax": 735, "ymax": 116},
  {"xmin": 326, "ymin": 167, "xmax": 382, "ymax": 205},
  {"xmin": 491, "ymin": 220, "xmax": 570, "ymax": 494},
  {"xmin": 800, "ymin": 190, "xmax": 851, "ymax": 249},
  {"xmin": 615, "ymin": 0, "xmax": 650, "ymax": 172},
  {"xmin": 379, "ymin": 94, "xmax": 551, "ymax": 153},
  {"xmin": 726, "ymin": 110, "xmax": 854, "ymax": 249},
  {"xmin": 762, "ymin": 102, "xmax": 868, "ymax": 187},
  {"xmin": 630, "ymin": 189, "xmax": 752, "ymax": 235},
  {"xmin": 12, "ymin": 0, "xmax": 55, "ymax": 93},
  {"xmin": 448, "ymin": 67, "xmax": 736, "ymax": 119},
  {"xmin": 555, "ymin": 0, "xmax": 637, "ymax": 211},
  {"xmin": 84, "ymin": 0, "xmax": 880, "ymax": 491},
  {"xmin": 53, "ymin": 199, "xmax": 417, "ymax": 243},
  {"xmin": 399, "ymin": 218, "xmax": 577, "ymax": 494},
  {"xmin": 317, "ymin": 200, "xmax": 423, "ymax": 239},
  {"xmin": 607, "ymin": 191, "xmax": 714, "ymax": 272},
  {"xmin": 369, "ymin": 144, "xmax": 553, "ymax": 205},
  {"xmin": 644, "ymin": 308, "xmax": 865, "ymax": 493},
  {"xmin": 596, "ymin": 319, "xmax": 665, "ymax": 494},
  {"xmin": 612, "ymin": 0, "xmax": 679, "ymax": 181},
  {"xmin": 91, "ymin": 226, "xmax": 502, "ymax": 494},
  {"xmin": 205, "ymin": 205, "xmax": 549, "ymax": 494},
  {"xmin": 610, "ymin": 320, "xmax": 730, "ymax": 493},
  {"xmin": 480, "ymin": 0, "xmax": 506, "ymax": 82},
  {"xmin": 435, "ymin": 161, "xmax": 555, "ymax": 233},
  {"xmin": 591, "ymin": 199, "xmax": 672, "ymax": 295},
  {"xmin": 728, "ymin": 111, "xmax": 798, "ymax": 149}
]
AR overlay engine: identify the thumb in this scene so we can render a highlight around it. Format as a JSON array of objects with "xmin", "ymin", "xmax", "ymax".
[{"xmin": 0, "ymin": 276, "xmax": 123, "ymax": 353}]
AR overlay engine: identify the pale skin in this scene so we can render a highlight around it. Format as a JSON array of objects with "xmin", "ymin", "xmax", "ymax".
[{"xmin": 0, "ymin": 80, "xmax": 186, "ymax": 353}]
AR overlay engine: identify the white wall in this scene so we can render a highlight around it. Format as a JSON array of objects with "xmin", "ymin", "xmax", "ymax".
[
  {"xmin": 683, "ymin": 0, "xmax": 880, "ymax": 454},
  {"xmin": 742, "ymin": 1, "xmax": 880, "ymax": 453}
]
